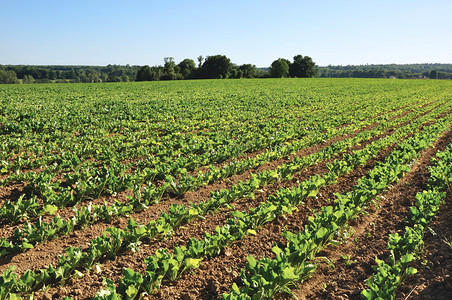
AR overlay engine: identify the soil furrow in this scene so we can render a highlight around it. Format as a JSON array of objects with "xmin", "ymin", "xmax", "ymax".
[
  {"xmin": 0, "ymin": 104, "xmax": 430, "ymax": 276},
  {"xmin": 43, "ymin": 128, "xmax": 404, "ymax": 299},
  {"xmin": 283, "ymin": 126, "xmax": 452, "ymax": 300}
]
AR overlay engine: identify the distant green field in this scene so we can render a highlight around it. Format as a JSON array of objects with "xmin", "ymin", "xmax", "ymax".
[{"xmin": 0, "ymin": 78, "xmax": 451, "ymax": 299}]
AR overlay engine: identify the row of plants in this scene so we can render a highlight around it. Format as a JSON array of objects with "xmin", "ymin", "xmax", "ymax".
[
  {"xmin": 0, "ymin": 95, "xmax": 401, "ymax": 222},
  {"xmin": 2, "ymin": 96, "xmax": 445, "ymax": 226},
  {"xmin": 89, "ymin": 113, "xmax": 452, "ymax": 298},
  {"xmin": 220, "ymin": 116, "xmax": 451, "ymax": 299},
  {"xmin": 1, "ymin": 79, "xmax": 450, "ymax": 299},
  {"xmin": 1, "ymin": 82, "xmax": 397, "ymax": 179},
  {"xmin": 361, "ymin": 141, "xmax": 452, "ymax": 299},
  {"xmin": 0, "ymin": 102, "xmax": 445, "ymax": 259},
  {"xmin": 0, "ymin": 105, "xmax": 440, "ymax": 298},
  {"xmin": 2, "ymin": 78, "xmax": 432, "ymax": 197}
]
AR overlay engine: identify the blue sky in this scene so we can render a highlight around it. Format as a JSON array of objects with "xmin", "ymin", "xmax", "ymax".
[{"xmin": 1, "ymin": 0, "xmax": 451, "ymax": 67}]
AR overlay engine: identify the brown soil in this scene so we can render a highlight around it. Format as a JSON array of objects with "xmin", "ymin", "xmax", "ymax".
[
  {"xmin": 34, "ymin": 125, "xmax": 405, "ymax": 299},
  {"xmin": 1, "ymin": 100, "xmax": 450, "ymax": 300},
  {"xmin": 0, "ymin": 102, "xmax": 425, "ymax": 277},
  {"xmin": 397, "ymin": 191, "xmax": 452, "ymax": 300},
  {"xmin": 278, "ymin": 126, "xmax": 452, "ymax": 300}
]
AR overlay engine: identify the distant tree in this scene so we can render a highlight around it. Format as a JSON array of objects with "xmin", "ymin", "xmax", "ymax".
[
  {"xmin": 161, "ymin": 57, "xmax": 177, "ymax": 80},
  {"xmin": 289, "ymin": 55, "xmax": 304, "ymax": 77},
  {"xmin": 0, "ymin": 70, "xmax": 19, "ymax": 84},
  {"xmin": 77, "ymin": 70, "xmax": 89, "ymax": 83},
  {"xmin": 269, "ymin": 58, "xmax": 290, "ymax": 78},
  {"xmin": 121, "ymin": 75, "xmax": 130, "ymax": 82},
  {"xmin": 136, "ymin": 65, "xmax": 153, "ymax": 81},
  {"xmin": 239, "ymin": 64, "xmax": 257, "ymax": 78},
  {"xmin": 69, "ymin": 69, "xmax": 76, "ymax": 79},
  {"xmin": 197, "ymin": 55, "xmax": 204, "ymax": 68},
  {"xmin": 101, "ymin": 73, "xmax": 108, "ymax": 82},
  {"xmin": 150, "ymin": 66, "xmax": 162, "ymax": 81},
  {"xmin": 255, "ymin": 68, "xmax": 270, "ymax": 78},
  {"xmin": 88, "ymin": 72, "xmax": 102, "ymax": 83},
  {"xmin": 429, "ymin": 70, "xmax": 438, "ymax": 79},
  {"xmin": 229, "ymin": 65, "xmax": 241, "ymax": 79},
  {"xmin": 48, "ymin": 70, "xmax": 57, "ymax": 80},
  {"xmin": 199, "ymin": 55, "xmax": 233, "ymax": 79},
  {"xmin": 289, "ymin": 55, "xmax": 317, "ymax": 78},
  {"xmin": 23, "ymin": 74, "xmax": 35, "ymax": 84},
  {"xmin": 178, "ymin": 58, "xmax": 196, "ymax": 79},
  {"xmin": 108, "ymin": 75, "xmax": 122, "ymax": 82}
]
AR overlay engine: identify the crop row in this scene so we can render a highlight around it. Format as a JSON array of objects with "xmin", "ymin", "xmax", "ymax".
[
  {"xmin": 1, "ymin": 82, "xmax": 405, "ymax": 181},
  {"xmin": 0, "ymin": 97, "xmax": 404, "ymax": 220},
  {"xmin": 1, "ymin": 79, "xmax": 451, "ymax": 299},
  {"xmin": 361, "ymin": 141, "xmax": 452, "ymax": 299},
  {"xmin": 221, "ymin": 115, "xmax": 451, "ymax": 299},
  {"xmin": 1, "ymin": 100, "xmax": 447, "ymax": 260},
  {"xmin": 88, "ymin": 114, "xmax": 452, "ymax": 298},
  {"xmin": 0, "ymin": 107, "xmax": 444, "ymax": 298}
]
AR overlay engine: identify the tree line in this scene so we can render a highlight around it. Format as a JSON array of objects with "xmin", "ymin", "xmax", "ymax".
[
  {"xmin": 1, "ymin": 59, "xmax": 451, "ymax": 84},
  {"xmin": 0, "ymin": 54, "xmax": 318, "ymax": 84},
  {"xmin": 0, "ymin": 65, "xmax": 141, "ymax": 84},
  {"xmin": 317, "ymin": 63, "xmax": 452, "ymax": 79},
  {"xmin": 135, "ymin": 55, "xmax": 262, "ymax": 81},
  {"xmin": 136, "ymin": 54, "xmax": 318, "ymax": 81}
]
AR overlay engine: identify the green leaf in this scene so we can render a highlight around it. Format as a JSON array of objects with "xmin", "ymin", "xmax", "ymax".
[
  {"xmin": 20, "ymin": 269, "xmax": 35, "ymax": 285},
  {"xmin": 74, "ymin": 270, "xmax": 84, "ymax": 279},
  {"xmin": 184, "ymin": 258, "xmax": 202, "ymax": 269},
  {"xmin": 272, "ymin": 246, "xmax": 282, "ymax": 256},
  {"xmin": 405, "ymin": 267, "xmax": 418, "ymax": 275},
  {"xmin": 247, "ymin": 229, "xmax": 257, "ymax": 235},
  {"xmin": 282, "ymin": 267, "xmax": 298, "ymax": 280},
  {"xmin": 315, "ymin": 227, "xmax": 329, "ymax": 241},
  {"xmin": 8, "ymin": 294, "xmax": 23, "ymax": 300},
  {"xmin": 125, "ymin": 285, "xmax": 139, "ymax": 298},
  {"xmin": 43, "ymin": 204, "xmax": 58, "ymax": 215},
  {"xmin": 188, "ymin": 208, "xmax": 199, "ymax": 217},
  {"xmin": 231, "ymin": 282, "xmax": 241, "ymax": 295},
  {"xmin": 21, "ymin": 242, "xmax": 34, "ymax": 250},
  {"xmin": 361, "ymin": 289, "xmax": 374, "ymax": 300},
  {"xmin": 246, "ymin": 256, "xmax": 257, "ymax": 269},
  {"xmin": 400, "ymin": 253, "xmax": 415, "ymax": 264}
]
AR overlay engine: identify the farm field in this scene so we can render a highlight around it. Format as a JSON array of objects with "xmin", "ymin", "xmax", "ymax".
[{"xmin": 0, "ymin": 78, "xmax": 451, "ymax": 299}]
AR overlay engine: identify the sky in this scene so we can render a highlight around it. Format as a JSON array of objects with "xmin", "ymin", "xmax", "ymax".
[{"xmin": 1, "ymin": 0, "xmax": 451, "ymax": 67}]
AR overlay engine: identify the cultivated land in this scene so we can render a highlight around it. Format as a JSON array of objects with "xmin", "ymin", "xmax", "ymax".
[{"xmin": 0, "ymin": 78, "xmax": 451, "ymax": 299}]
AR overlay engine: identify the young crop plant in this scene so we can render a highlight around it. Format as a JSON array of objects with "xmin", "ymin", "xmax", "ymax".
[
  {"xmin": 223, "ymin": 117, "xmax": 452, "ymax": 299},
  {"xmin": 0, "ymin": 78, "xmax": 451, "ymax": 299},
  {"xmin": 362, "ymin": 141, "xmax": 452, "ymax": 299}
]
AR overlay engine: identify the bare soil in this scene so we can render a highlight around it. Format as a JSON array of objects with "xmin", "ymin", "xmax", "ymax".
[{"xmin": 1, "ymin": 101, "xmax": 451, "ymax": 300}]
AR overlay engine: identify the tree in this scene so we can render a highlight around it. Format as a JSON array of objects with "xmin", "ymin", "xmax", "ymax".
[
  {"xmin": 136, "ymin": 65, "xmax": 153, "ymax": 81},
  {"xmin": 49, "ymin": 70, "xmax": 57, "ymax": 80},
  {"xmin": 161, "ymin": 57, "xmax": 177, "ymax": 80},
  {"xmin": 239, "ymin": 64, "xmax": 257, "ymax": 78},
  {"xmin": 429, "ymin": 70, "xmax": 438, "ymax": 79},
  {"xmin": 289, "ymin": 55, "xmax": 317, "ymax": 78},
  {"xmin": 77, "ymin": 70, "xmax": 88, "ymax": 83},
  {"xmin": 198, "ymin": 55, "xmax": 233, "ymax": 79},
  {"xmin": 88, "ymin": 72, "xmax": 102, "ymax": 83},
  {"xmin": 269, "ymin": 58, "xmax": 290, "ymax": 78},
  {"xmin": 197, "ymin": 55, "xmax": 204, "ymax": 68},
  {"xmin": 23, "ymin": 74, "xmax": 35, "ymax": 84},
  {"xmin": 69, "ymin": 69, "xmax": 76, "ymax": 79},
  {"xmin": 230, "ymin": 66, "xmax": 243, "ymax": 79},
  {"xmin": 0, "ymin": 70, "xmax": 19, "ymax": 84},
  {"xmin": 178, "ymin": 58, "xmax": 196, "ymax": 79},
  {"xmin": 100, "ymin": 73, "xmax": 108, "ymax": 83}
]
